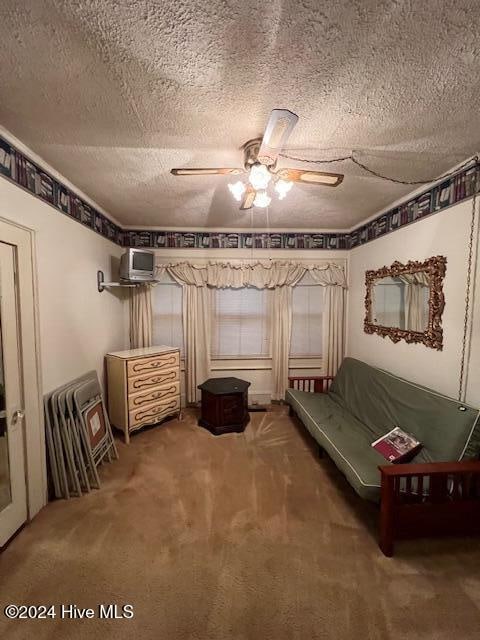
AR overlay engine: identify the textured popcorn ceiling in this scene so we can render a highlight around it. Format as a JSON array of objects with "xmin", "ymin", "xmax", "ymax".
[{"xmin": 1, "ymin": 0, "xmax": 480, "ymax": 230}]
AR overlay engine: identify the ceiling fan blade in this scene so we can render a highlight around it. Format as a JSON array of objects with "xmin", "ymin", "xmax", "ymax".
[
  {"xmin": 239, "ymin": 185, "xmax": 256, "ymax": 210},
  {"xmin": 257, "ymin": 109, "xmax": 299, "ymax": 166},
  {"xmin": 277, "ymin": 168, "xmax": 344, "ymax": 187},
  {"xmin": 171, "ymin": 168, "xmax": 244, "ymax": 176}
]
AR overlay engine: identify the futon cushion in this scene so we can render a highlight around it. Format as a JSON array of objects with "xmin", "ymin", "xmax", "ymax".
[
  {"xmin": 287, "ymin": 388, "xmax": 440, "ymax": 503},
  {"xmin": 287, "ymin": 389, "xmax": 384, "ymax": 501},
  {"xmin": 329, "ymin": 358, "xmax": 480, "ymax": 462}
]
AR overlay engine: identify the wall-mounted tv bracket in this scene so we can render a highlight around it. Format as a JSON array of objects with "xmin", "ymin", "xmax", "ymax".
[{"xmin": 97, "ymin": 270, "xmax": 140, "ymax": 293}]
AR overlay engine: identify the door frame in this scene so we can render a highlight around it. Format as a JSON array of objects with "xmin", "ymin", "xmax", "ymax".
[{"xmin": 0, "ymin": 217, "xmax": 46, "ymax": 519}]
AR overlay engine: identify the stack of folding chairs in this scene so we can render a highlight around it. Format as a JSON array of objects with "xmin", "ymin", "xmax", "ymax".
[{"xmin": 44, "ymin": 370, "xmax": 118, "ymax": 499}]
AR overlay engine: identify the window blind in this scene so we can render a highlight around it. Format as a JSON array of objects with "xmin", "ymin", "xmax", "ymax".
[
  {"xmin": 211, "ymin": 287, "xmax": 271, "ymax": 358},
  {"xmin": 151, "ymin": 273, "xmax": 323, "ymax": 360}
]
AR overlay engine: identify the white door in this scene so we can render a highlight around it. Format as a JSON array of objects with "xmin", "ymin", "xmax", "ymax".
[{"xmin": 0, "ymin": 241, "xmax": 27, "ymax": 546}]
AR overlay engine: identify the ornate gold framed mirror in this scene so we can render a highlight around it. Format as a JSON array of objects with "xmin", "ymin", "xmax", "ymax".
[{"xmin": 364, "ymin": 256, "xmax": 447, "ymax": 350}]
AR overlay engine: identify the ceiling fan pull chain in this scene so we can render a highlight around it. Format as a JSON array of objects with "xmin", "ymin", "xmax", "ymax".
[
  {"xmin": 458, "ymin": 156, "xmax": 479, "ymax": 402},
  {"xmin": 250, "ymin": 208, "xmax": 254, "ymax": 261}
]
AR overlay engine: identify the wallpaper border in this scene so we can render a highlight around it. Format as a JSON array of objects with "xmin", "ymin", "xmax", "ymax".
[
  {"xmin": 0, "ymin": 135, "xmax": 124, "ymax": 245},
  {"xmin": 0, "ymin": 134, "xmax": 478, "ymax": 250}
]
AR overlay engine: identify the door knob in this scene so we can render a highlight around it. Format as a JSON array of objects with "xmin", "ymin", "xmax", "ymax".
[{"xmin": 11, "ymin": 410, "xmax": 25, "ymax": 425}]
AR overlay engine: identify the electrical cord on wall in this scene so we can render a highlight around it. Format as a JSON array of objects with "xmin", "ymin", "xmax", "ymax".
[{"xmin": 458, "ymin": 157, "xmax": 479, "ymax": 402}]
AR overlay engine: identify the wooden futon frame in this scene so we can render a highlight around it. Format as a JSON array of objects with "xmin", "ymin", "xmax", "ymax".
[{"xmin": 288, "ymin": 376, "xmax": 480, "ymax": 557}]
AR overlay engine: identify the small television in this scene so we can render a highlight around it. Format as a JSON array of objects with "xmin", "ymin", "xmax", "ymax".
[{"xmin": 120, "ymin": 248, "xmax": 155, "ymax": 282}]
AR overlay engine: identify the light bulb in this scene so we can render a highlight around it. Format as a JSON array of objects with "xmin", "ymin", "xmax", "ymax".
[
  {"xmin": 253, "ymin": 190, "xmax": 271, "ymax": 208},
  {"xmin": 228, "ymin": 180, "xmax": 246, "ymax": 202},
  {"xmin": 274, "ymin": 178, "xmax": 293, "ymax": 200},
  {"xmin": 248, "ymin": 163, "xmax": 272, "ymax": 190}
]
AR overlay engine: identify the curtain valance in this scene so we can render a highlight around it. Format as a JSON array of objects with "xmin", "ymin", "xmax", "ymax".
[{"xmin": 155, "ymin": 260, "xmax": 347, "ymax": 289}]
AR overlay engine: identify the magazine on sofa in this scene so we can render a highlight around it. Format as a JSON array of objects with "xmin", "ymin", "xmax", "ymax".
[{"xmin": 371, "ymin": 427, "xmax": 422, "ymax": 463}]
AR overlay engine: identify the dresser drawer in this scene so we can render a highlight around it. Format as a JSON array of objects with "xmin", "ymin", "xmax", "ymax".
[
  {"xmin": 127, "ymin": 351, "xmax": 179, "ymax": 378},
  {"xmin": 127, "ymin": 367, "xmax": 179, "ymax": 394},
  {"xmin": 128, "ymin": 381, "xmax": 180, "ymax": 410},
  {"xmin": 129, "ymin": 397, "xmax": 180, "ymax": 429}
]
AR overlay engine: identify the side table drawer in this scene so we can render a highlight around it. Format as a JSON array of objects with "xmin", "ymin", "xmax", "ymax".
[
  {"xmin": 127, "ymin": 351, "xmax": 179, "ymax": 378},
  {"xmin": 129, "ymin": 381, "xmax": 180, "ymax": 410}
]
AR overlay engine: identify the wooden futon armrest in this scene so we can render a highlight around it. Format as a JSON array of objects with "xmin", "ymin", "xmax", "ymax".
[
  {"xmin": 288, "ymin": 376, "xmax": 334, "ymax": 393},
  {"xmin": 378, "ymin": 459, "xmax": 480, "ymax": 557},
  {"xmin": 379, "ymin": 459, "xmax": 480, "ymax": 477}
]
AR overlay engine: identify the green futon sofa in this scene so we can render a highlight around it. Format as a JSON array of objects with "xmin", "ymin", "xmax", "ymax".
[{"xmin": 286, "ymin": 357, "xmax": 480, "ymax": 555}]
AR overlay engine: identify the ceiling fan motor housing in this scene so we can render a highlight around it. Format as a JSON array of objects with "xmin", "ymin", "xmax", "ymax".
[{"xmin": 242, "ymin": 138, "xmax": 266, "ymax": 170}]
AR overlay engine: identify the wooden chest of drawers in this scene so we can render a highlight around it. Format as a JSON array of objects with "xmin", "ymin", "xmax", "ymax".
[{"xmin": 106, "ymin": 346, "xmax": 181, "ymax": 443}]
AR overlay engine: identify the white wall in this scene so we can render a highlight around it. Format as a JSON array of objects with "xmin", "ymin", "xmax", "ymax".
[
  {"xmin": 347, "ymin": 199, "xmax": 480, "ymax": 407},
  {"xmin": 0, "ymin": 177, "xmax": 127, "ymax": 393},
  {"xmin": 154, "ymin": 248, "xmax": 348, "ymax": 402}
]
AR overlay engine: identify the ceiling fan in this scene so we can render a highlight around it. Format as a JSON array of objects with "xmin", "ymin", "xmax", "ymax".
[{"xmin": 171, "ymin": 109, "xmax": 344, "ymax": 210}]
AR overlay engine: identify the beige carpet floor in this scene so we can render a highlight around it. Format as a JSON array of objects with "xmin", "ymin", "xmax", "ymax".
[{"xmin": 1, "ymin": 406, "xmax": 480, "ymax": 639}]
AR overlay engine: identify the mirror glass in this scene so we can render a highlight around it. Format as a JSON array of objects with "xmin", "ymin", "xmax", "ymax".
[{"xmin": 370, "ymin": 272, "xmax": 430, "ymax": 331}]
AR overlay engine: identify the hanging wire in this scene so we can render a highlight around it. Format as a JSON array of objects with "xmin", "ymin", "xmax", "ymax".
[
  {"xmin": 458, "ymin": 156, "xmax": 479, "ymax": 401},
  {"xmin": 279, "ymin": 151, "xmax": 478, "ymax": 186},
  {"xmin": 279, "ymin": 153, "xmax": 352, "ymax": 164}
]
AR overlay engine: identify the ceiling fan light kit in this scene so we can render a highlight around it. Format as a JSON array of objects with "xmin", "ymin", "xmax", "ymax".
[
  {"xmin": 171, "ymin": 108, "xmax": 344, "ymax": 210},
  {"xmin": 274, "ymin": 178, "xmax": 293, "ymax": 200},
  {"xmin": 253, "ymin": 190, "xmax": 272, "ymax": 208},
  {"xmin": 248, "ymin": 162, "xmax": 272, "ymax": 190},
  {"xmin": 228, "ymin": 181, "xmax": 246, "ymax": 202}
]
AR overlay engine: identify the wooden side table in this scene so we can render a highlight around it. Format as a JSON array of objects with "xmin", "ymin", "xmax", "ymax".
[{"xmin": 198, "ymin": 377, "xmax": 250, "ymax": 436}]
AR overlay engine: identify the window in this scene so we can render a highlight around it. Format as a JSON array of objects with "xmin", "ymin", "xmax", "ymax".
[
  {"xmin": 211, "ymin": 287, "xmax": 271, "ymax": 358},
  {"xmin": 152, "ymin": 273, "xmax": 184, "ymax": 354},
  {"xmin": 151, "ymin": 274, "xmax": 323, "ymax": 361},
  {"xmin": 290, "ymin": 274, "xmax": 323, "ymax": 357}
]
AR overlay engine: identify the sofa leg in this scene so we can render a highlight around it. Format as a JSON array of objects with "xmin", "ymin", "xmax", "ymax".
[
  {"xmin": 379, "ymin": 531, "xmax": 394, "ymax": 557},
  {"xmin": 318, "ymin": 445, "xmax": 324, "ymax": 458},
  {"xmin": 379, "ymin": 476, "xmax": 395, "ymax": 557},
  {"xmin": 288, "ymin": 405, "xmax": 294, "ymax": 417}
]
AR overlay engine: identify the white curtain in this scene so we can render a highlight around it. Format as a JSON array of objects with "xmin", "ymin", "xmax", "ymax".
[
  {"xmin": 182, "ymin": 285, "xmax": 212, "ymax": 404},
  {"xmin": 310, "ymin": 264, "xmax": 347, "ymax": 378},
  {"xmin": 149, "ymin": 260, "xmax": 347, "ymax": 401},
  {"xmin": 271, "ymin": 286, "xmax": 293, "ymax": 401},
  {"xmin": 129, "ymin": 285, "xmax": 152, "ymax": 348},
  {"xmin": 322, "ymin": 285, "xmax": 346, "ymax": 377}
]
